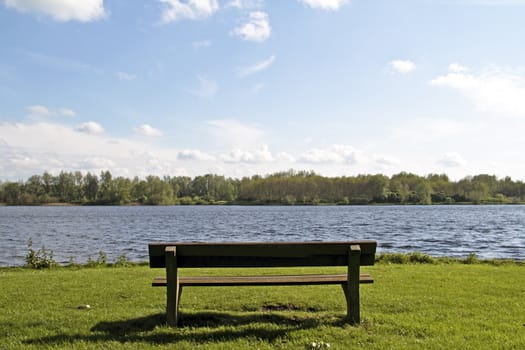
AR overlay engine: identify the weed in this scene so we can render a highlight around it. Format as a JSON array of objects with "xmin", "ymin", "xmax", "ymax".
[
  {"xmin": 86, "ymin": 251, "xmax": 108, "ymax": 267},
  {"xmin": 113, "ymin": 253, "xmax": 131, "ymax": 267},
  {"xmin": 25, "ymin": 238, "xmax": 56, "ymax": 269},
  {"xmin": 463, "ymin": 253, "xmax": 479, "ymax": 264}
]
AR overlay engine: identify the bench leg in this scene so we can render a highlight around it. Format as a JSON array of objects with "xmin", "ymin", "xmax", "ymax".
[
  {"xmin": 165, "ymin": 246, "xmax": 180, "ymax": 327},
  {"xmin": 345, "ymin": 244, "xmax": 361, "ymax": 325}
]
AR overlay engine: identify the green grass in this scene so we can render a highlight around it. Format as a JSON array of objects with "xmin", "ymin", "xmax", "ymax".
[{"xmin": 1, "ymin": 263, "xmax": 524, "ymax": 349}]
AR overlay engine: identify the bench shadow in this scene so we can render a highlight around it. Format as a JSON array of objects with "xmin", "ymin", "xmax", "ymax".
[{"xmin": 24, "ymin": 311, "xmax": 334, "ymax": 346}]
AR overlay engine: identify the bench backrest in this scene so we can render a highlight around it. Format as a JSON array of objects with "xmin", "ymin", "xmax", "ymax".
[{"xmin": 149, "ymin": 241, "xmax": 377, "ymax": 268}]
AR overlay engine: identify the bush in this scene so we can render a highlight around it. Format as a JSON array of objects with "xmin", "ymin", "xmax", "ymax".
[
  {"xmin": 25, "ymin": 238, "xmax": 56, "ymax": 269},
  {"xmin": 463, "ymin": 253, "xmax": 480, "ymax": 264},
  {"xmin": 113, "ymin": 253, "xmax": 131, "ymax": 267},
  {"xmin": 407, "ymin": 252, "xmax": 436, "ymax": 264},
  {"xmin": 376, "ymin": 253, "xmax": 408, "ymax": 264}
]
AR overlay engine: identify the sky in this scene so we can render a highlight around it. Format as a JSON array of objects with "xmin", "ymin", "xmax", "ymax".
[{"xmin": 1, "ymin": 0, "xmax": 525, "ymax": 181}]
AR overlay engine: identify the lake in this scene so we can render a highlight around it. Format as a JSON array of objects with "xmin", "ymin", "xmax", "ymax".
[{"xmin": 0, "ymin": 205, "xmax": 524, "ymax": 266}]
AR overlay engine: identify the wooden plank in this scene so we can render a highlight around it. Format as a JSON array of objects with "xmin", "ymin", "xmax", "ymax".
[
  {"xmin": 149, "ymin": 241, "xmax": 377, "ymax": 268},
  {"xmin": 152, "ymin": 273, "xmax": 374, "ymax": 286},
  {"xmin": 150, "ymin": 241, "xmax": 377, "ymax": 258}
]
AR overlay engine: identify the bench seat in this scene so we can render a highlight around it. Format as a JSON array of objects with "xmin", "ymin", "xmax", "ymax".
[{"xmin": 152, "ymin": 273, "xmax": 373, "ymax": 287}]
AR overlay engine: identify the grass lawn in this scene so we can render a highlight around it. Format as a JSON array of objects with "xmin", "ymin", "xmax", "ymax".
[{"xmin": 1, "ymin": 263, "xmax": 524, "ymax": 349}]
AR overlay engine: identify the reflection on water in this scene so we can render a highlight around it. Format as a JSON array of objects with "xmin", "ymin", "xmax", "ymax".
[{"xmin": 0, "ymin": 205, "xmax": 523, "ymax": 266}]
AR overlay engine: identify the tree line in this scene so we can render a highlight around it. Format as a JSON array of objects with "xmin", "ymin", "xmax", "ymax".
[{"xmin": 1, "ymin": 170, "xmax": 524, "ymax": 206}]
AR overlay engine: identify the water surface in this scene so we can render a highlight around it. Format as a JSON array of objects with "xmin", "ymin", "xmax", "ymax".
[{"xmin": 1, "ymin": 205, "xmax": 523, "ymax": 266}]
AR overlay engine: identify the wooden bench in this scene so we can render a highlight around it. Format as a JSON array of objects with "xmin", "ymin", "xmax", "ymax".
[{"xmin": 148, "ymin": 241, "xmax": 377, "ymax": 327}]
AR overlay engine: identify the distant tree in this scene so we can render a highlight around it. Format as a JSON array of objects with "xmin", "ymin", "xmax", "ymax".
[
  {"xmin": 143, "ymin": 176, "xmax": 174, "ymax": 205},
  {"xmin": 2, "ymin": 170, "xmax": 525, "ymax": 206},
  {"xmin": 83, "ymin": 172, "xmax": 99, "ymax": 203},
  {"xmin": 3, "ymin": 182, "xmax": 21, "ymax": 205}
]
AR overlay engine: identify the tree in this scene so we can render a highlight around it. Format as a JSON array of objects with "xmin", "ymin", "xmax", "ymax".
[
  {"xmin": 3, "ymin": 182, "xmax": 21, "ymax": 205},
  {"xmin": 83, "ymin": 173, "xmax": 99, "ymax": 203},
  {"xmin": 143, "ymin": 176, "xmax": 174, "ymax": 205},
  {"xmin": 98, "ymin": 170, "xmax": 116, "ymax": 204}
]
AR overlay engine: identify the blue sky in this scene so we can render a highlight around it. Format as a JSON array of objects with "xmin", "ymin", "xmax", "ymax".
[{"xmin": 2, "ymin": 0, "xmax": 525, "ymax": 181}]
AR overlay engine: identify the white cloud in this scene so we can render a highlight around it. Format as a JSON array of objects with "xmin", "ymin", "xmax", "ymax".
[
  {"xmin": 135, "ymin": 124, "xmax": 163, "ymax": 137},
  {"xmin": 390, "ymin": 60, "xmax": 416, "ymax": 74},
  {"xmin": 226, "ymin": 0, "xmax": 263, "ymax": 8},
  {"xmin": 277, "ymin": 152, "xmax": 295, "ymax": 162},
  {"xmin": 437, "ymin": 153, "xmax": 466, "ymax": 167},
  {"xmin": 9, "ymin": 154, "xmax": 41, "ymax": 168},
  {"xmin": 75, "ymin": 122, "xmax": 104, "ymax": 134},
  {"xmin": 207, "ymin": 119, "xmax": 266, "ymax": 148},
  {"xmin": 177, "ymin": 149, "xmax": 215, "ymax": 161},
  {"xmin": 298, "ymin": 145, "xmax": 362, "ymax": 164},
  {"xmin": 188, "ymin": 76, "xmax": 218, "ymax": 97},
  {"xmin": 238, "ymin": 55, "xmax": 276, "ymax": 77},
  {"xmin": 448, "ymin": 63, "xmax": 467, "ymax": 73},
  {"xmin": 0, "ymin": 121, "xmax": 186, "ymax": 180},
  {"xmin": 375, "ymin": 155, "xmax": 400, "ymax": 167},
  {"xmin": 59, "ymin": 108, "xmax": 76, "ymax": 117},
  {"xmin": 227, "ymin": 0, "xmax": 243, "ymax": 8},
  {"xmin": 81, "ymin": 157, "xmax": 115, "ymax": 169},
  {"xmin": 2, "ymin": 119, "xmax": 525, "ymax": 181},
  {"xmin": 231, "ymin": 11, "xmax": 271, "ymax": 42},
  {"xmin": 159, "ymin": 0, "xmax": 218, "ymax": 22},
  {"xmin": 26, "ymin": 105, "xmax": 76, "ymax": 118},
  {"xmin": 116, "ymin": 72, "xmax": 136, "ymax": 81},
  {"xmin": 26, "ymin": 105, "xmax": 51, "ymax": 117},
  {"xmin": 220, "ymin": 145, "xmax": 274, "ymax": 163},
  {"xmin": 431, "ymin": 65, "xmax": 525, "ymax": 117},
  {"xmin": 299, "ymin": 0, "xmax": 348, "ymax": 10},
  {"xmin": 4, "ymin": 0, "xmax": 106, "ymax": 22}
]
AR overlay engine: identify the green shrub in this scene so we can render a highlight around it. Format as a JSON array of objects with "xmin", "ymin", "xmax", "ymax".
[
  {"xmin": 463, "ymin": 253, "xmax": 480, "ymax": 264},
  {"xmin": 25, "ymin": 238, "xmax": 56, "ymax": 269},
  {"xmin": 376, "ymin": 253, "xmax": 408, "ymax": 264},
  {"xmin": 407, "ymin": 251, "xmax": 436, "ymax": 264},
  {"xmin": 113, "ymin": 253, "xmax": 131, "ymax": 267}
]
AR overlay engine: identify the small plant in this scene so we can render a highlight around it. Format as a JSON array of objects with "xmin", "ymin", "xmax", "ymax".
[
  {"xmin": 85, "ymin": 256, "xmax": 97, "ymax": 268},
  {"xmin": 95, "ymin": 250, "xmax": 107, "ymax": 266},
  {"xmin": 25, "ymin": 238, "xmax": 56, "ymax": 269},
  {"xmin": 463, "ymin": 253, "xmax": 480, "ymax": 264},
  {"xmin": 86, "ymin": 250, "xmax": 108, "ymax": 268},
  {"xmin": 376, "ymin": 252, "xmax": 408, "ymax": 264},
  {"xmin": 407, "ymin": 252, "xmax": 436, "ymax": 264},
  {"xmin": 67, "ymin": 256, "xmax": 80, "ymax": 268},
  {"xmin": 114, "ymin": 253, "xmax": 131, "ymax": 267}
]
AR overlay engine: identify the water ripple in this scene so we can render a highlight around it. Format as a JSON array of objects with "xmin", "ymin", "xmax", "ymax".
[{"xmin": 0, "ymin": 205, "xmax": 524, "ymax": 266}]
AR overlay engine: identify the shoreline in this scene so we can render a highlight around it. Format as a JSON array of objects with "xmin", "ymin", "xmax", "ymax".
[
  {"xmin": 2, "ymin": 201, "xmax": 525, "ymax": 207},
  {"xmin": 3, "ymin": 252, "xmax": 523, "ymax": 270}
]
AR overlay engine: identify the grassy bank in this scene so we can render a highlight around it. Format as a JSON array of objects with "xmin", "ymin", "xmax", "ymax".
[{"xmin": 1, "ymin": 263, "xmax": 524, "ymax": 349}]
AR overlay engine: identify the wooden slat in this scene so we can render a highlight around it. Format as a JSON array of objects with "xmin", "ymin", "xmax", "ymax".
[
  {"xmin": 149, "ymin": 241, "xmax": 377, "ymax": 268},
  {"xmin": 152, "ymin": 273, "xmax": 374, "ymax": 287}
]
